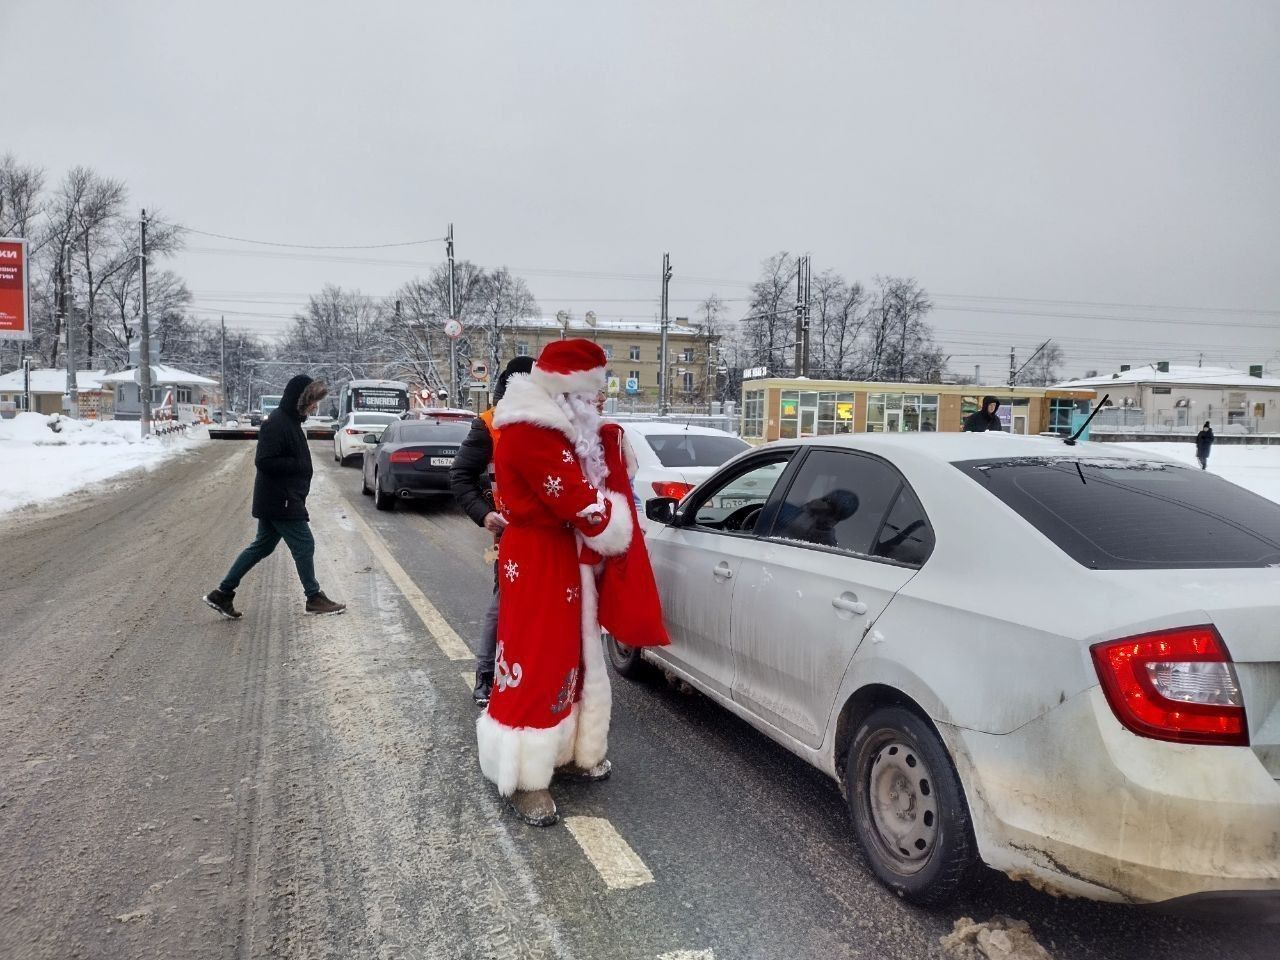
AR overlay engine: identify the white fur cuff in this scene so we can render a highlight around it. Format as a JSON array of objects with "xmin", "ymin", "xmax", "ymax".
[{"xmin": 582, "ymin": 490, "xmax": 633, "ymax": 557}]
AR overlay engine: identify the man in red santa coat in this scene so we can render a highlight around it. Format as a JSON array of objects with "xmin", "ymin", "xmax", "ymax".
[{"xmin": 477, "ymin": 338, "xmax": 669, "ymax": 825}]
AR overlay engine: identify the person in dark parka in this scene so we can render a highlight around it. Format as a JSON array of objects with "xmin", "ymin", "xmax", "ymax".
[
  {"xmin": 1195, "ymin": 421, "xmax": 1215, "ymax": 470},
  {"xmin": 449, "ymin": 356, "xmax": 535, "ymax": 704},
  {"xmin": 963, "ymin": 395, "xmax": 1004, "ymax": 432},
  {"xmin": 204, "ymin": 374, "xmax": 346, "ymax": 618}
]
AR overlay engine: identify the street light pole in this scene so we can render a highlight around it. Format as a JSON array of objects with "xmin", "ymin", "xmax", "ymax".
[
  {"xmin": 138, "ymin": 209, "xmax": 153, "ymax": 436},
  {"xmin": 446, "ymin": 223, "xmax": 458, "ymax": 405},
  {"xmin": 659, "ymin": 253, "xmax": 672, "ymax": 417}
]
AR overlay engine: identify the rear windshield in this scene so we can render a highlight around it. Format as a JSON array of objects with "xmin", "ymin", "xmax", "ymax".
[
  {"xmin": 353, "ymin": 414, "xmax": 399, "ymax": 425},
  {"xmin": 957, "ymin": 456, "xmax": 1280, "ymax": 570},
  {"xmin": 395, "ymin": 422, "xmax": 470, "ymax": 442},
  {"xmin": 644, "ymin": 433, "xmax": 749, "ymax": 468}
]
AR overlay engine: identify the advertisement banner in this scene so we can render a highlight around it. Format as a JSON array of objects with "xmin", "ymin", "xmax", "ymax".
[{"xmin": 0, "ymin": 238, "xmax": 31, "ymax": 341}]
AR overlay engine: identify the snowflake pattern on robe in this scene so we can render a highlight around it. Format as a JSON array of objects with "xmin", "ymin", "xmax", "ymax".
[
  {"xmin": 561, "ymin": 449, "xmax": 575, "ymax": 464},
  {"xmin": 565, "ymin": 585, "xmax": 581, "ymax": 604},
  {"xmin": 544, "ymin": 474, "xmax": 564, "ymax": 497},
  {"xmin": 504, "ymin": 559, "xmax": 520, "ymax": 582}
]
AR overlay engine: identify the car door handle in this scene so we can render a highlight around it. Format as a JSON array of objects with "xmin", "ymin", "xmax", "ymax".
[
  {"xmin": 832, "ymin": 594, "xmax": 868, "ymax": 616},
  {"xmin": 713, "ymin": 562, "xmax": 734, "ymax": 581}
]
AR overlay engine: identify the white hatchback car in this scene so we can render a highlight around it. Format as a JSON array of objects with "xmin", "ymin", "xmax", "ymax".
[
  {"xmin": 614, "ymin": 421, "xmax": 751, "ymax": 520},
  {"xmin": 618, "ymin": 432, "xmax": 1280, "ymax": 916},
  {"xmin": 333, "ymin": 412, "xmax": 401, "ymax": 465}
]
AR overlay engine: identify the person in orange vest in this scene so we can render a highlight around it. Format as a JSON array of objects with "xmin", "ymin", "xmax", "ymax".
[{"xmin": 449, "ymin": 356, "xmax": 535, "ymax": 704}]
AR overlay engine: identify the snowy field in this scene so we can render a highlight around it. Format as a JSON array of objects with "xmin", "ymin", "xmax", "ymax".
[
  {"xmin": 0, "ymin": 413, "xmax": 202, "ymax": 515},
  {"xmin": 1114, "ymin": 441, "xmax": 1280, "ymax": 505}
]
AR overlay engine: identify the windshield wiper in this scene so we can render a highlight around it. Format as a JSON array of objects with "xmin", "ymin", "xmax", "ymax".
[{"xmin": 1064, "ymin": 393, "xmax": 1109, "ymax": 446}]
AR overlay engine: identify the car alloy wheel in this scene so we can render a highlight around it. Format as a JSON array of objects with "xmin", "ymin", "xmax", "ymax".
[
  {"xmin": 844, "ymin": 705, "xmax": 977, "ymax": 905},
  {"xmin": 373, "ymin": 470, "xmax": 394, "ymax": 511}
]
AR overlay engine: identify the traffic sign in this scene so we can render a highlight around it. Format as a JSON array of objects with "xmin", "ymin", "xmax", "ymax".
[
  {"xmin": 625, "ymin": 377, "xmax": 640, "ymax": 395},
  {"xmin": 607, "ymin": 376, "xmax": 621, "ymax": 395},
  {"xmin": 470, "ymin": 359, "xmax": 489, "ymax": 382},
  {"xmin": 444, "ymin": 318, "xmax": 463, "ymax": 339}
]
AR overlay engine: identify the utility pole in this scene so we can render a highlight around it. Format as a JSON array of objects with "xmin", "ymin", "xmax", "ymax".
[
  {"xmin": 220, "ymin": 316, "xmax": 227, "ymax": 416},
  {"xmin": 659, "ymin": 252, "xmax": 672, "ymax": 417},
  {"xmin": 63, "ymin": 246, "xmax": 79, "ymax": 418},
  {"xmin": 1008, "ymin": 346, "xmax": 1016, "ymax": 388},
  {"xmin": 446, "ymin": 223, "xmax": 458, "ymax": 406},
  {"xmin": 22, "ymin": 355, "xmax": 32, "ymax": 413},
  {"xmin": 139, "ymin": 209, "xmax": 153, "ymax": 436}
]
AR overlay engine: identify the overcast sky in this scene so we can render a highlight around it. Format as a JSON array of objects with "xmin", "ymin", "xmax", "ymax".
[{"xmin": 7, "ymin": 0, "xmax": 1278, "ymax": 379}]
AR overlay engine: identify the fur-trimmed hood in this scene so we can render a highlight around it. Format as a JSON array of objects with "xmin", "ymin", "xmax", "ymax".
[{"xmin": 492, "ymin": 374, "xmax": 576, "ymax": 442}]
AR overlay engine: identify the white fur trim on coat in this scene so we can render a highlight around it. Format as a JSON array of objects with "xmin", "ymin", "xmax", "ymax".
[
  {"xmin": 582, "ymin": 490, "xmax": 633, "ymax": 557},
  {"xmin": 530, "ymin": 365, "xmax": 607, "ymax": 397},
  {"xmin": 492, "ymin": 374, "xmax": 576, "ymax": 443},
  {"xmin": 476, "ymin": 709, "xmax": 577, "ymax": 796},
  {"xmin": 573, "ymin": 562, "xmax": 611, "ymax": 768}
]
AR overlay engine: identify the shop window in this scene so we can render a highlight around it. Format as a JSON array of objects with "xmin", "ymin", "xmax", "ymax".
[
  {"xmin": 742, "ymin": 390, "xmax": 765, "ymax": 438},
  {"xmin": 176, "ymin": 386, "xmax": 192, "ymax": 403}
]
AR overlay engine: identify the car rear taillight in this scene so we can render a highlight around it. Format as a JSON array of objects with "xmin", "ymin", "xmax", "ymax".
[
  {"xmin": 345, "ymin": 428, "xmax": 364, "ymax": 435},
  {"xmin": 652, "ymin": 481, "xmax": 695, "ymax": 500},
  {"xmin": 1091, "ymin": 626, "xmax": 1248, "ymax": 746},
  {"xmin": 389, "ymin": 450, "xmax": 424, "ymax": 464}
]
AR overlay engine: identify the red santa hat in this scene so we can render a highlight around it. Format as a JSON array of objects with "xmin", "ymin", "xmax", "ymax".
[{"xmin": 530, "ymin": 338, "xmax": 608, "ymax": 396}]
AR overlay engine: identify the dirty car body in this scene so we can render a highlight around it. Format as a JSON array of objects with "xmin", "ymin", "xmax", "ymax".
[{"xmin": 637, "ymin": 432, "xmax": 1280, "ymax": 914}]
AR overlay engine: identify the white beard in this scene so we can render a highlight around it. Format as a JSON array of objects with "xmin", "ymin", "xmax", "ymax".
[{"xmin": 555, "ymin": 392, "xmax": 608, "ymax": 490}]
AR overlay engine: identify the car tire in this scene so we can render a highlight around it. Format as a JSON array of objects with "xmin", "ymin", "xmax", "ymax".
[
  {"xmin": 373, "ymin": 470, "xmax": 394, "ymax": 511},
  {"xmin": 360, "ymin": 470, "xmax": 371, "ymax": 496},
  {"xmin": 604, "ymin": 633, "xmax": 654, "ymax": 681},
  {"xmin": 843, "ymin": 705, "xmax": 977, "ymax": 906},
  {"xmin": 334, "ymin": 445, "xmax": 341, "ymax": 462}
]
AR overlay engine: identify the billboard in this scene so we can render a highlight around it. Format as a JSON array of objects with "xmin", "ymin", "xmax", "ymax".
[{"xmin": 0, "ymin": 238, "xmax": 31, "ymax": 341}]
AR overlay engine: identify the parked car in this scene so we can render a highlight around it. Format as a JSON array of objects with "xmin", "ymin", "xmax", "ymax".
[
  {"xmin": 614, "ymin": 421, "xmax": 750, "ymax": 523},
  {"xmin": 333, "ymin": 411, "xmax": 401, "ymax": 465},
  {"xmin": 619, "ymin": 432, "xmax": 1280, "ymax": 916},
  {"xmin": 361, "ymin": 418, "xmax": 471, "ymax": 510}
]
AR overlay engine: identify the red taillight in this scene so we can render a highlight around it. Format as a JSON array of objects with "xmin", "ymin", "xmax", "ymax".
[
  {"xmin": 345, "ymin": 428, "xmax": 364, "ymax": 435},
  {"xmin": 389, "ymin": 450, "xmax": 424, "ymax": 464},
  {"xmin": 1091, "ymin": 626, "xmax": 1248, "ymax": 746},
  {"xmin": 652, "ymin": 481, "xmax": 695, "ymax": 500}
]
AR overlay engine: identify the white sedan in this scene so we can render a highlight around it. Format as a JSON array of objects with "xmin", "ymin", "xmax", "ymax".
[
  {"xmin": 618, "ymin": 432, "xmax": 1280, "ymax": 916},
  {"xmin": 614, "ymin": 421, "xmax": 750, "ymax": 520},
  {"xmin": 333, "ymin": 412, "xmax": 401, "ymax": 465}
]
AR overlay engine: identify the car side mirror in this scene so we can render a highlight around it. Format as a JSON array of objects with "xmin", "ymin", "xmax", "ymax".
[
  {"xmin": 646, "ymin": 497, "xmax": 678, "ymax": 524},
  {"xmin": 363, "ymin": 433, "xmax": 379, "ymax": 444}
]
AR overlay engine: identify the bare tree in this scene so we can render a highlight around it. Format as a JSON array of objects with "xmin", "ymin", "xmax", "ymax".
[
  {"xmin": 862, "ymin": 277, "xmax": 942, "ymax": 382},
  {"xmin": 1015, "ymin": 341, "xmax": 1065, "ymax": 387},
  {"xmin": 742, "ymin": 252, "xmax": 798, "ymax": 373},
  {"xmin": 478, "ymin": 267, "xmax": 539, "ymax": 379},
  {"xmin": 0, "ymin": 154, "xmax": 45, "ymax": 238},
  {"xmin": 810, "ymin": 271, "xmax": 868, "ymax": 379},
  {"xmin": 278, "ymin": 285, "xmax": 387, "ymax": 383}
]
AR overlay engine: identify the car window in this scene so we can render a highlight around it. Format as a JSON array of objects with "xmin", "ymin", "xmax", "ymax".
[
  {"xmin": 398, "ymin": 422, "xmax": 470, "ymax": 442},
  {"xmin": 767, "ymin": 450, "xmax": 903, "ymax": 556},
  {"xmin": 685, "ymin": 455, "xmax": 793, "ymax": 532},
  {"xmin": 873, "ymin": 485, "xmax": 934, "ymax": 566},
  {"xmin": 643, "ymin": 433, "xmax": 748, "ymax": 468},
  {"xmin": 380, "ymin": 423, "xmax": 399, "ymax": 442},
  {"xmin": 353, "ymin": 413, "xmax": 399, "ymax": 425},
  {"xmin": 957, "ymin": 456, "xmax": 1280, "ymax": 569}
]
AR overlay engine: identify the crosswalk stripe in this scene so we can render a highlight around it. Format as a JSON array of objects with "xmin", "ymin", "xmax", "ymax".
[{"xmin": 563, "ymin": 815, "xmax": 654, "ymax": 891}]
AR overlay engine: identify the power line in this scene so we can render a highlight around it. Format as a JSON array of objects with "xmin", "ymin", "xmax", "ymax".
[{"xmin": 164, "ymin": 222, "xmax": 448, "ymax": 250}]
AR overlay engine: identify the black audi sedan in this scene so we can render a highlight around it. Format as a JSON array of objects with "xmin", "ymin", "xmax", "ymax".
[{"xmin": 360, "ymin": 418, "xmax": 471, "ymax": 511}]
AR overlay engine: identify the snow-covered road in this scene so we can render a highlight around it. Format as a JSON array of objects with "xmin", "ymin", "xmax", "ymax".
[{"xmin": 0, "ymin": 413, "xmax": 202, "ymax": 515}]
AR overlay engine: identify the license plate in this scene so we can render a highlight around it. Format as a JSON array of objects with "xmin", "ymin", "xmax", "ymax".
[
  {"xmin": 720, "ymin": 497, "xmax": 749, "ymax": 509},
  {"xmin": 430, "ymin": 456, "xmax": 454, "ymax": 467}
]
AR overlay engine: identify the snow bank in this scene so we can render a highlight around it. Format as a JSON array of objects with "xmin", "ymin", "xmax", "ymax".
[
  {"xmin": 1115, "ymin": 441, "xmax": 1280, "ymax": 505},
  {"xmin": 0, "ymin": 414, "xmax": 204, "ymax": 515}
]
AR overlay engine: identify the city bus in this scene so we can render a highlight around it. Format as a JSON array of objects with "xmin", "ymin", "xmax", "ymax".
[{"xmin": 337, "ymin": 379, "xmax": 411, "ymax": 419}]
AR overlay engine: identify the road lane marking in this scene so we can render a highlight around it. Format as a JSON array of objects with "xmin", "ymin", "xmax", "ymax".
[
  {"xmin": 658, "ymin": 952, "xmax": 714, "ymax": 960},
  {"xmin": 461, "ymin": 669, "xmax": 475, "ymax": 692},
  {"xmin": 345, "ymin": 507, "xmax": 474, "ymax": 661},
  {"xmin": 563, "ymin": 816, "xmax": 654, "ymax": 891}
]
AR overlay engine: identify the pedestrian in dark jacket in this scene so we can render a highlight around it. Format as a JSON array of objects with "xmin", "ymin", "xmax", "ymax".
[
  {"xmin": 963, "ymin": 395, "xmax": 1004, "ymax": 432},
  {"xmin": 204, "ymin": 374, "xmax": 346, "ymax": 619},
  {"xmin": 1195, "ymin": 421, "xmax": 1214, "ymax": 470},
  {"xmin": 449, "ymin": 356, "xmax": 534, "ymax": 704}
]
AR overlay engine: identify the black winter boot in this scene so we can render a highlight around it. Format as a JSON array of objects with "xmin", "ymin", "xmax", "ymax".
[
  {"xmin": 473, "ymin": 670, "xmax": 494, "ymax": 706},
  {"xmin": 203, "ymin": 589, "xmax": 242, "ymax": 620}
]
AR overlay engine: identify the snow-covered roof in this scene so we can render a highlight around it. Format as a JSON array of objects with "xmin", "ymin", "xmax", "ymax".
[
  {"xmin": 511, "ymin": 316, "xmax": 702, "ymax": 337},
  {"xmin": 97, "ymin": 364, "xmax": 219, "ymax": 386},
  {"xmin": 0, "ymin": 368, "xmax": 108, "ymax": 393},
  {"xmin": 1058, "ymin": 364, "xmax": 1280, "ymax": 390}
]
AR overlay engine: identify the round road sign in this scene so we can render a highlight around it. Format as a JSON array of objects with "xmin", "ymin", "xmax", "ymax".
[{"xmin": 444, "ymin": 318, "xmax": 463, "ymax": 339}]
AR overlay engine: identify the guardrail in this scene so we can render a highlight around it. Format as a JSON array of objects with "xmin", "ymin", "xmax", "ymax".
[{"xmin": 208, "ymin": 427, "xmax": 336, "ymax": 441}]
